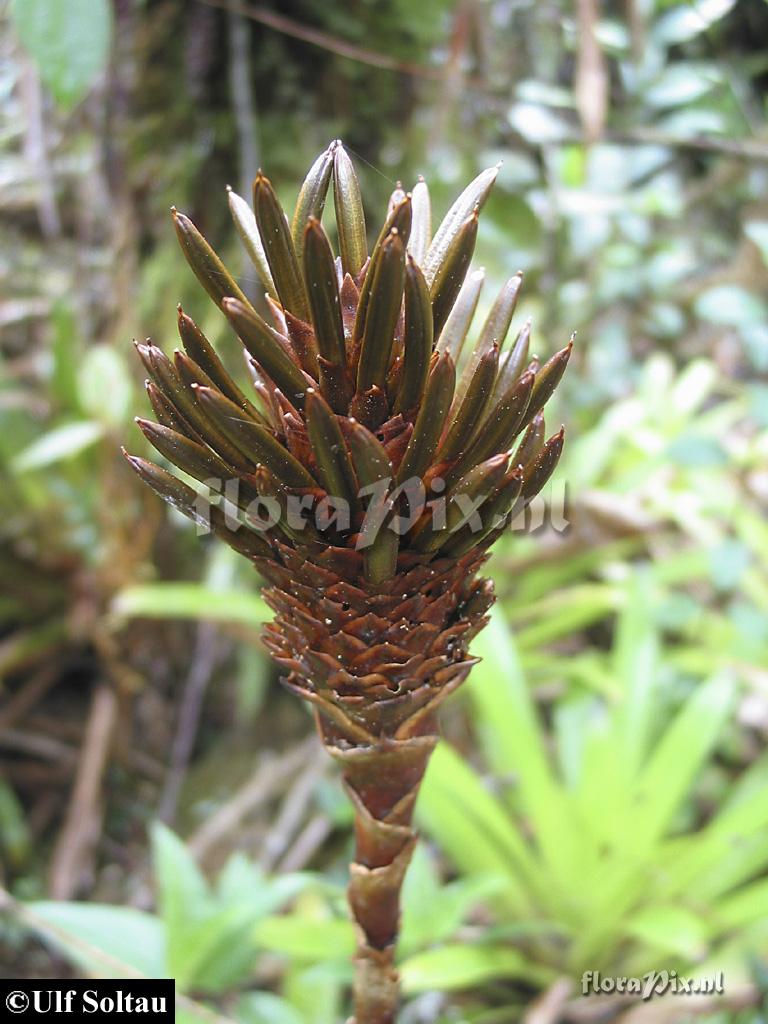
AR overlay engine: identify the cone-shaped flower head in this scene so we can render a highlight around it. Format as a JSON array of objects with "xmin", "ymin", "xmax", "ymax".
[
  {"xmin": 126, "ymin": 141, "xmax": 570, "ymax": 1024},
  {"xmin": 128, "ymin": 143, "xmax": 569, "ymax": 732}
]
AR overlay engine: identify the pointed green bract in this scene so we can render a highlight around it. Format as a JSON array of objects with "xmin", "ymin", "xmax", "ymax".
[
  {"xmin": 477, "ymin": 273, "xmax": 523, "ymax": 354},
  {"xmin": 221, "ymin": 298, "xmax": 310, "ymax": 408},
  {"xmin": 396, "ymin": 352, "xmax": 456, "ymax": 484},
  {"xmin": 172, "ymin": 208, "xmax": 253, "ymax": 312},
  {"xmin": 305, "ymin": 390, "xmax": 359, "ymax": 511},
  {"xmin": 494, "ymin": 319, "xmax": 532, "ymax": 401},
  {"xmin": 436, "ymin": 267, "xmax": 485, "ymax": 361},
  {"xmin": 374, "ymin": 194, "xmax": 412, "ymax": 255},
  {"xmin": 137, "ymin": 341, "xmax": 249, "ymax": 468},
  {"xmin": 522, "ymin": 427, "xmax": 565, "ymax": 500},
  {"xmin": 395, "ymin": 256, "xmax": 433, "ymax": 414},
  {"xmin": 351, "ymin": 196, "xmax": 411, "ymax": 351},
  {"xmin": 333, "ymin": 144, "xmax": 368, "ymax": 278},
  {"xmin": 523, "ymin": 339, "xmax": 573, "ymax": 427},
  {"xmin": 124, "ymin": 450, "xmax": 207, "ymax": 523},
  {"xmin": 291, "ymin": 142, "xmax": 336, "ymax": 257},
  {"xmin": 514, "ymin": 413, "xmax": 545, "ymax": 469},
  {"xmin": 253, "ymin": 172, "xmax": 310, "ymax": 321},
  {"xmin": 303, "ymin": 218, "xmax": 346, "ymax": 367},
  {"xmin": 415, "ymin": 453, "xmax": 509, "ymax": 553},
  {"xmin": 422, "ymin": 165, "xmax": 498, "ymax": 287},
  {"xmin": 145, "ymin": 380, "xmax": 197, "ymax": 440},
  {"xmin": 439, "ymin": 343, "xmax": 499, "ymax": 461},
  {"xmin": 348, "ymin": 421, "xmax": 392, "ymax": 488},
  {"xmin": 348, "ymin": 421, "xmax": 396, "ymax": 580},
  {"xmin": 388, "ymin": 182, "xmax": 406, "ymax": 215},
  {"xmin": 227, "ymin": 187, "xmax": 277, "ymax": 299},
  {"xmin": 194, "ymin": 385, "xmax": 316, "ymax": 489},
  {"xmin": 430, "ymin": 212, "xmax": 479, "ymax": 340},
  {"xmin": 442, "ymin": 465, "xmax": 524, "ymax": 557},
  {"xmin": 364, "ymin": 527, "xmax": 399, "ymax": 585},
  {"xmin": 356, "ymin": 230, "xmax": 406, "ymax": 393},
  {"xmin": 447, "ymin": 368, "xmax": 535, "ymax": 485},
  {"xmin": 123, "ymin": 451, "xmax": 272, "ymax": 558},
  {"xmin": 408, "ymin": 177, "xmax": 431, "ymax": 265},
  {"xmin": 177, "ymin": 306, "xmax": 266, "ymax": 424},
  {"xmin": 136, "ymin": 417, "xmax": 237, "ymax": 484}
]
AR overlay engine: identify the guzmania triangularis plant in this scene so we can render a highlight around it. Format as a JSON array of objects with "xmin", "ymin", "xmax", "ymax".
[{"xmin": 125, "ymin": 141, "xmax": 571, "ymax": 1024}]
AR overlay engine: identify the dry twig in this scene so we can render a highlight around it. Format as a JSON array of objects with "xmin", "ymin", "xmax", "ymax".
[{"xmin": 48, "ymin": 685, "xmax": 118, "ymax": 899}]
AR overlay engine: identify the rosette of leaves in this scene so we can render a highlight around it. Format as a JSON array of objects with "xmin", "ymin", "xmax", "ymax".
[{"xmin": 125, "ymin": 141, "xmax": 570, "ymax": 1024}]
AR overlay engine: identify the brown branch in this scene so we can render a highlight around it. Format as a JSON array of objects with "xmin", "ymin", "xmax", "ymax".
[
  {"xmin": 524, "ymin": 978, "xmax": 574, "ymax": 1024},
  {"xmin": 611, "ymin": 127, "xmax": 768, "ymax": 162},
  {"xmin": 257, "ymin": 745, "xmax": 327, "ymax": 871},
  {"xmin": 227, "ymin": 6, "xmax": 259, "ymax": 199},
  {"xmin": 19, "ymin": 58, "xmax": 61, "ymax": 238},
  {"xmin": 187, "ymin": 736, "xmax": 318, "ymax": 862},
  {"xmin": 48, "ymin": 685, "xmax": 117, "ymax": 899},
  {"xmin": 278, "ymin": 812, "xmax": 332, "ymax": 872},
  {"xmin": 197, "ymin": 0, "xmax": 446, "ymax": 80},
  {"xmin": 0, "ymin": 667, "xmax": 59, "ymax": 731},
  {"xmin": 575, "ymin": 0, "xmax": 608, "ymax": 142},
  {"xmin": 158, "ymin": 622, "xmax": 224, "ymax": 824},
  {"xmin": 0, "ymin": 728, "xmax": 76, "ymax": 765}
]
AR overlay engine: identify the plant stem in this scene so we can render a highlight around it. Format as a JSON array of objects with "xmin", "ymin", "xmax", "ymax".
[{"xmin": 327, "ymin": 732, "xmax": 438, "ymax": 1024}]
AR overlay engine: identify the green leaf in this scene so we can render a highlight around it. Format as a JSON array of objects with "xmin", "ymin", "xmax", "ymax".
[
  {"xmin": 0, "ymin": 781, "xmax": 30, "ymax": 867},
  {"xmin": 745, "ymin": 220, "xmax": 768, "ymax": 267},
  {"xmin": 694, "ymin": 285, "xmax": 767, "ymax": 329},
  {"xmin": 187, "ymin": 863, "xmax": 309, "ymax": 994},
  {"xmin": 400, "ymin": 943, "xmax": 554, "ymax": 993},
  {"xmin": 78, "ymin": 345, "xmax": 133, "ymax": 428},
  {"xmin": 593, "ymin": 674, "xmax": 735, "ymax": 909},
  {"xmin": 661, "ymin": 755, "xmax": 768, "ymax": 898},
  {"xmin": 644, "ymin": 64, "xmax": 722, "ymax": 108},
  {"xmin": 399, "ymin": 845, "xmax": 501, "ymax": 956},
  {"xmin": 253, "ymin": 917, "xmax": 355, "ymax": 962},
  {"xmin": 50, "ymin": 302, "xmax": 83, "ymax": 411},
  {"xmin": 653, "ymin": 0, "xmax": 737, "ymax": 44},
  {"xmin": 13, "ymin": 421, "xmax": 104, "ymax": 472},
  {"xmin": 150, "ymin": 829, "xmax": 310, "ymax": 994},
  {"xmin": 26, "ymin": 902, "xmax": 165, "ymax": 978},
  {"xmin": 283, "ymin": 963, "xmax": 347, "ymax": 1024},
  {"xmin": 151, "ymin": 824, "xmax": 211, "ymax": 984},
  {"xmin": 467, "ymin": 612, "xmax": 583, "ymax": 893},
  {"xmin": 111, "ymin": 584, "xmax": 270, "ymax": 627},
  {"xmin": 417, "ymin": 741, "xmax": 542, "ymax": 915},
  {"xmin": 236, "ymin": 993, "xmax": 303, "ymax": 1024},
  {"xmin": 614, "ymin": 574, "xmax": 660, "ymax": 776},
  {"xmin": 714, "ymin": 878, "xmax": 768, "ymax": 931},
  {"xmin": 175, "ymin": 908, "xmax": 259, "ymax": 993},
  {"xmin": 666, "ymin": 434, "xmax": 728, "ymax": 468},
  {"xmin": 624, "ymin": 904, "xmax": 708, "ymax": 960},
  {"xmin": 11, "ymin": 0, "xmax": 112, "ymax": 109}
]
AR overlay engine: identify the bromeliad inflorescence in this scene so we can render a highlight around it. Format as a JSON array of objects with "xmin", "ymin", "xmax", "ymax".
[{"xmin": 124, "ymin": 141, "xmax": 570, "ymax": 1024}]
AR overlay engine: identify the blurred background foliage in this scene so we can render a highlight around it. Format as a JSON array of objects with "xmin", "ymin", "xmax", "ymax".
[{"xmin": 1, "ymin": 0, "xmax": 768, "ymax": 1020}]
